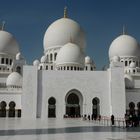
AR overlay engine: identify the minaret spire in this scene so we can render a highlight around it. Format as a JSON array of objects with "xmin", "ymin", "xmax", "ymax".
[
  {"xmin": 123, "ymin": 25, "xmax": 126, "ymax": 35},
  {"xmin": 64, "ymin": 6, "xmax": 68, "ymax": 18},
  {"xmin": 1, "ymin": 21, "xmax": 5, "ymax": 31}
]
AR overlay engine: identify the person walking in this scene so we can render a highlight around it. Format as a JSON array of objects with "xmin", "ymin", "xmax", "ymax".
[
  {"xmin": 88, "ymin": 114, "xmax": 90, "ymax": 121},
  {"xmin": 125, "ymin": 113, "xmax": 129, "ymax": 127}
]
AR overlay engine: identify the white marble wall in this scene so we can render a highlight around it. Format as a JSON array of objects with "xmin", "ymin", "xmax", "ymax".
[
  {"xmin": 22, "ymin": 66, "xmax": 38, "ymax": 119},
  {"xmin": 22, "ymin": 64, "xmax": 127, "ymax": 119},
  {"xmin": 109, "ymin": 62, "xmax": 126, "ymax": 118},
  {"xmin": 37, "ymin": 70, "xmax": 110, "ymax": 119}
]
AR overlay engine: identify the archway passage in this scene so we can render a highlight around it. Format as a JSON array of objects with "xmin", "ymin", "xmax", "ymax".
[
  {"xmin": 48, "ymin": 97, "xmax": 56, "ymax": 118},
  {"xmin": 92, "ymin": 97, "xmax": 100, "ymax": 120},
  {"xmin": 16, "ymin": 66, "xmax": 21, "ymax": 74},
  {"xmin": 8, "ymin": 101, "xmax": 16, "ymax": 117},
  {"xmin": 66, "ymin": 93, "xmax": 80, "ymax": 117},
  {"xmin": 0, "ymin": 101, "xmax": 7, "ymax": 117}
]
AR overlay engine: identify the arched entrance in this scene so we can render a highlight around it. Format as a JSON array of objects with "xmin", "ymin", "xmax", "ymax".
[
  {"xmin": 129, "ymin": 102, "xmax": 135, "ymax": 115},
  {"xmin": 0, "ymin": 101, "xmax": 7, "ymax": 117},
  {"xmin": 16, "ymin": 66, "xmax": 21, "ymax": 74},
  {"xmin": 8, "ymin": 101, "xmax": 16, "ymax": 117},
  {"xmin": 48, "ymin": 97, "xmax": 56, "ymax": 118},
  {"xmin": 65, "ymin": 90, "xmax": 83, "ymax": 118},
  {"xmin": 92, "ymin": 97, "xmax": 100, "ymax": 119}
]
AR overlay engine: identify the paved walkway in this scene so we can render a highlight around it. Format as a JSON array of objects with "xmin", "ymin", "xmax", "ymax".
[{"xmin": 0, "ymin": 118, "xmax": 139, "ymax": 140}]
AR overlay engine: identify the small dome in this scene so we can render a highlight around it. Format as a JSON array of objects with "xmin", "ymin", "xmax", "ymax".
[
  {"xmin": 6, "ymin": 72, "xmax": 22, "ymax": 87},
  {"xmin": 129, "ymin": 62, "xmax": 136, "ymax": 68},
  {"xmin": 124, "ymin": 74, "xmax": 134, "ymax": 89},
  {"xmin": 112, "ymin": 56, "xmax": 120, "ymax": 62},
  {"xmin": 109, "ymin": 34, "xmax": 140, "ymax": 60},
  {"xmin": 40, "ymin": 55, "xmax": 47, "ymax": 63},
  {"xmin": 85, "ymin": 56, "xmax": 92, "ymax": 64},
  {"xmin": 56, "ymin": 43, "xmax": 84, "ymax": 66},
  {"xmin": 0, "ymin": 30, "xmax": 19, "ymax": 55},
  {"xmin": 33, "ymin": 60, "xmax": 40, "ymax": 66},
  {"xmin": 43, "ymin": 18, "xmax": 86, "ymax": 52}
]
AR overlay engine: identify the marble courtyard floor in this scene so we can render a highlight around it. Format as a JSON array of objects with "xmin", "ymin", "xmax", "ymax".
[{"xmin": 0, "ymin": 118, "xmax": 139, "ymax": 140}]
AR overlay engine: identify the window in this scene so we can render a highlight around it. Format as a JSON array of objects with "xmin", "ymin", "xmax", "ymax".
[
  {"xmin": 67, "ymin": 67, "xmax": 69, "ymax": 70},
  {"xmin": 136, "ymin": 61, "xmax": 138, "ymax": 67},
  {"xmin": 16, "ymin": 66, "xmax": 21, "ymax": 74},
  {"xmin": 40, "ymin": 66, "xmax": 42, "ymax": 70},
  {"xmin": 125, "ymin": 61, "xmax": 128, "ymax": 66},
  {"xmin": 10, "ymin": 59, "xmax": 12, "ymax": 65},
  {"xmin": 51, "ymin": 66, "xmax": 53, "ymax": 70},
  {"xmin": 46, "ymin": 66, "xmax": 48, "ymax": 70},
  {"xmin": 54, "ymin": 53, "xmax": 57, "ymax": 60},
  {"xmin": 91, "ymin": 67, "xmax": 93, "ymax": 71},
  {"xmin": 74, "ymin": 66, "xmax": 76, "ymax": 71},
  {"xmin": 6, "ymin": 58, "xmax": 8, "ymax": 64},
  {"xmin": 50, "ymin": 54, "xmax": 53, "ymax": 61},
  {"xmin": 71, "ymin": 67, "xmax": 73, "ymax": 70},
  {"xmin": 1, "ymin": 58, "xmax": 4, "ymax": 64}
]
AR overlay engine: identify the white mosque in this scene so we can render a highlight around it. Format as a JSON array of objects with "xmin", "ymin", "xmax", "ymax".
[{"xmin": 0, "ymin": 8, "xmax": 140, "ymax": 119}]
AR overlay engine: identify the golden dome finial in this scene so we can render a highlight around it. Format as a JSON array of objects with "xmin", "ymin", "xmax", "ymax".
[{"xmin": 64, "ymin": 6, "xmax": 68, "ymax": 18}]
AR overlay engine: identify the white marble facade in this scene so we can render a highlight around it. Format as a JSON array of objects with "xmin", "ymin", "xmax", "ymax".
[{"xmin": 0, "ymin": 8, "xmax": 140, "ymax": 119}]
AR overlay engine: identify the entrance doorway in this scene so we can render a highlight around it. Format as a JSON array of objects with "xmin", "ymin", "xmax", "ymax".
[
  {"xmin": 0, "ymin": 101, "xmax": 7, "ymax": 117},
  {"xmin": 66, "ymin": 90, "xmax": 83, "ymax": 118},
  {"xmin": 92, "ymin": 97, "xmax": 100, "ymax": 119},
  {"xmin": 48, "ymin": 97, "xmax": 56, "ymax": 118}
]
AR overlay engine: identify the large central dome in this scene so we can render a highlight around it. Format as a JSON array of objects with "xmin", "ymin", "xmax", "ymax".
[
  {"xmin": 43, "ymin": 17, "xmax": 86, "ymax": 52},
  {"xmin": 0, "ymin": 30, "xmax": 19, "ymax": 55}
]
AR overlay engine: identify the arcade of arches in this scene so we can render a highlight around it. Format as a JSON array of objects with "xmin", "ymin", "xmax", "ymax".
[
  {"xmin": 47, "ymin": 90, "xmax": 101, "ymax": 118},
  {"xmin": 0, "ymin": 101, "xmax": 21, "ymax": 117},
  {"xmin": 127, "ymin": 102, "xmax": 140, "ymax": 115}
]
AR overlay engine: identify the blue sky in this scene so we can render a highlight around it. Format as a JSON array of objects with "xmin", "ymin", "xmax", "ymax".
[{"xmin": 0, "ymin": 0, "xmax": 140, "ymax": 69}]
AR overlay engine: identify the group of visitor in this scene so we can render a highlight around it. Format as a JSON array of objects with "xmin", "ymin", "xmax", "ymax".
[
  {"xmin": 83, "ymin": 114, "xmax": 101, "ymax": 121},
  {"xmin": 83, "ymin": 114, "xmax": 140, "ymax": 128},
  {"xmin": 125, "ymin": 113, "xmax": 140, "ymax": 127}
]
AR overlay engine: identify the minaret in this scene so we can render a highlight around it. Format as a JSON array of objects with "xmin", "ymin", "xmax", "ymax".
[{"xmin": 64, "ymin": 6, "xmax": 68, "ymax": 18}]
